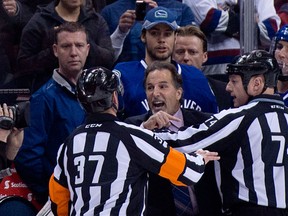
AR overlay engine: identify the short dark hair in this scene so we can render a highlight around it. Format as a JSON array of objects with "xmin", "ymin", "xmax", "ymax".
[
  {"xmin": 54, "ymin": 22, "xmax": 89, "ymax": 44},
  {"xmin": 144, "ymin": 61, "xmax": 182, "ymax": 89},
  {"xmin": 176, "ymin": 25, "xmax": 207, "ymax": 52}
]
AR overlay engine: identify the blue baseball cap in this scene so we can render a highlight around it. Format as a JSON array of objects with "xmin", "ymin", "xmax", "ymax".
[{"xmin": 142, "ymin": 6, "xmax": 179, "ymax": 31}]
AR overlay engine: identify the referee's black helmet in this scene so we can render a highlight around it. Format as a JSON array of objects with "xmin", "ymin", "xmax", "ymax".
[
  {"xmin": 226, "ymin": 50, "xmax": 280, "ymax": 89},
  {"xmin": 77, "ymin": 66, "xmax": 123, "ymax": 113}
]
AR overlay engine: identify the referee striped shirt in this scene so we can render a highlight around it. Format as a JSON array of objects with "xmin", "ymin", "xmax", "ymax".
[
  {"xmin": 154, "ymin": 94, "xmax": 288, "ymax": 209},
  {"xmin": 49, "ymin": 113, "xmax": 205, "ymax": 216}
]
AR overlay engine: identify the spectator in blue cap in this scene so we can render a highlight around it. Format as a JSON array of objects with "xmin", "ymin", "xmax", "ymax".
[{"xmin": 101, "ymin": 0, "xmax": 196, "ymax": 63}]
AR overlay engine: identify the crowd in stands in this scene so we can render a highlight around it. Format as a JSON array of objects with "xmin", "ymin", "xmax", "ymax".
[{"xmin": 0, "ymin": 0, "xmax": 287, "ymax": 215}]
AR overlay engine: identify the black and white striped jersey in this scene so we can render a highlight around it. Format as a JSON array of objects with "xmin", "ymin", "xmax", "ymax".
[
  {"xmin": 154, "ymin": 94, "xmax": 288, "ymax": 209},
  {"xmin": 49, "ymin": 113, "xmax": 205, "ymax": 216}
]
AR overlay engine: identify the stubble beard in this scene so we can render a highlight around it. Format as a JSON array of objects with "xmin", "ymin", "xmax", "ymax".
[{"xmin": 147, "ymin": 48, "xmax": 171, "ymax": 62}]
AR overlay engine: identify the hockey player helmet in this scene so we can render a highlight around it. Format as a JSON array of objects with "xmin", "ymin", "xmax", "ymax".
[
  {"xmin": 270, "ymin": 25, "xmax": 288, "ymax": 81},
  {"xmin": 226, "ymin": 50, "xmax": 280, "ymax": 89},
  {"xmin": 77, "ymin": 66, "xmax": 124, "ymax": 113},
  {"xmin": 270, "ymin": 24, "xmax": 288, "ymax": 53}
]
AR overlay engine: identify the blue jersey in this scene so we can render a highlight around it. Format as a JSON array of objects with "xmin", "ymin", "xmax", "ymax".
[
  {"xmin": 113, "ymin": 60, "xmax": 218, "ymax": 118},
  {"xmin": 278, "ymin": 90, "xmax": 288, "ymax": 107}
]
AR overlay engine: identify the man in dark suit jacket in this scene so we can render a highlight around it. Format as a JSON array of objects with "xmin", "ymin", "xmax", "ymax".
[{"xmin": 125, "ymin": 61, "xmax": 211, "ymax": 216}]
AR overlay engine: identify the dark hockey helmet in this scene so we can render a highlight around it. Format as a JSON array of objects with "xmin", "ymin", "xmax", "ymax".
[
  {"xmin": 226, "ymin": 50, "xmax": 280, "ymax": 89},
  {"xmin": 269, "ymin": 24, "xmax": 288, "ymax": 81},
  {"xmin": 77, "ymin": 66, "xmax": 124, "ymax": 113}
]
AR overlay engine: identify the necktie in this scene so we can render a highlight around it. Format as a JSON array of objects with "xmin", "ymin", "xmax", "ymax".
[
  {"xmin": 172, "ymin": 185, "xmax": 199, "ymax": 216},
  {"xmin": 169, "ymin": 119, "xmax": 199, "ymax": 215}
]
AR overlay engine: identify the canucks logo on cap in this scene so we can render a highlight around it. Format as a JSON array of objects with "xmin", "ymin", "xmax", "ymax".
[
  {"xmin": 154, "ymin": 9, "xmax": 168, "ymax": 19},
  {"xmin": 142, "ymin": 6, "xmax": 179, "ymax": 31}
]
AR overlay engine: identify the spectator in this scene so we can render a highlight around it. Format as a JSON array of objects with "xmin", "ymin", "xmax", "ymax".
[
  {"xmin": 49, "ymin": 66, "xmax": 220, "ymax": 215},
  {"xmin": 125, "ymin": 61, "xmax": 212, "ymax": 216},
  {"xmin": 16, "ymin": 0, "xmax": 114, "ymax": 93},
  {"xmin": 2, "ymin": 0, "xmax": 51, "ymax": 29},
  {"xmin": 1, "ymin": 0, "xmax": 102, "ymax": 28},
  {"xmin": 151, "ymin": 50, "xmax": 287, "ymax": 216},
  {"xmin": 0, "ymin": 0, "xmax": 101, "ymax": 88},
  {"xmin": 110, "ymin": 9, "xmax": 136, "ymax": 61},
  {"xmin": 113, "ymin": 6, "xmax": 218, "ymax": 120},
  {"xmin": 109, "ymin": 1, "xmax": 158, "ymax": 61},
  {"xmin": 14, "ymin": 22, "xmax": 89, "ymax": 207},
  {"xmin": 270, "ymin": 24, "xmax": 288, "ymax": 106},
  {"xmin": 0, "ymin": 5, "xmax": 22, "ymax": 85},
  {"xmin": 183, "ymin": 0, "xmax": 280, "ymax": 75},
  {"xmin": 0, "ymin": 0, "xmax": 53, "ymax": 88},
  {"xmin": 101, "ymin": 0, "xmax": 196, "ymax": 63},
  {"xmin": 0, "ymin": 103, "xmax": 23, "ymax": 170},
  {"xmin": 275, "ymin": 0, "xmax": 288, "ymax": 26},
  {"xmin": 0, "ymin": 103, "xmax": 35, "ymax": 216},
  {"xmin": 173, "ymin": 25, "xmax": 208, "ymax": 69},
  {"xmin": 173, "ymin": 25, "xmax": 231, "ymax": 111}
]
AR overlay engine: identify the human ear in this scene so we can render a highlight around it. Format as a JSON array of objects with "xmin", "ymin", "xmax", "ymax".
[
  {"xmin": 52, "ymin": 44, "xmax": 58, "ymax": 57},
  {"xmin": 141, "ymin": 32, "xmax": 146, "ymax": 43},
  {"xmin": 176, "ymin": 88, "xmax": 183, "ymax": 101},
  {"xmin": 202, "ymin": 52, "xmax": 208, "ymax": 64},
  {"xmin": 251, "ymin": 76, "xmax": 265, "ymax": 94}
]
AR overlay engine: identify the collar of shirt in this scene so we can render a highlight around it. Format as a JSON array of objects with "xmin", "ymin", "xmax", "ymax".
[
  {"xmin": 168, "ymin": 108, "xmax": 184, "ymax": 132},
  {"xmin": 53, "ymin": 69, "xmax": 77, "ymax": 94},
  {"xmin": 140, "ymin": 60, "xmax": 181, "ymax": 75}
]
